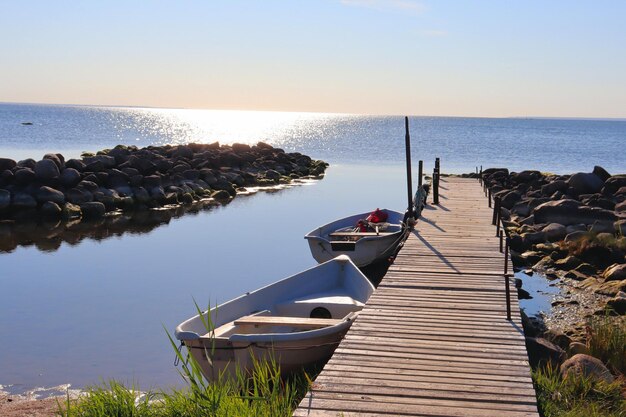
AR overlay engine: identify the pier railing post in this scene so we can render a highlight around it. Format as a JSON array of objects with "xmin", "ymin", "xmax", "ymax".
[
  {"xmin": 418, "ymin": 160, "xmax": 423, "ymax": 187},
  {"xmin": 504, "ymin": 237, "xmax": 512, "ymax": 321},
  {"xmin": 433, "ymin": 167, "xmax": 439, "ymax": 205},
  {"xmin": 404, "ymin": 117, "xmax": 413, "ymax": 218},
  {"xmin": 488, "ymin": 188, "xmax": 492, "ymax": 208},
  {"xmin": 492, "ymin": 195, "xmax": 498, "ymax": 225}
]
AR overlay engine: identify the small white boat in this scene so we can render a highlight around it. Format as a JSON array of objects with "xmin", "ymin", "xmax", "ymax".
[
  {"xmin": 304, "ymin": 209, "xmax": 407, "ymax": 267},
  {"xmin": 175, "ymin": 255, "xmax": 374, "ymax": 381}
]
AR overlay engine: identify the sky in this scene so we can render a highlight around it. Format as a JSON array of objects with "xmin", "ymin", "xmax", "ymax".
[{"xmin": 1, "ymin": 0, "xmax": 625, "ymax": 118}]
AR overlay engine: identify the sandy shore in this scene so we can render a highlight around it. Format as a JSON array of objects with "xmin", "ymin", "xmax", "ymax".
[{"xmin": 0, "ymin": 393, "xmax": 61, "ymax": 417}]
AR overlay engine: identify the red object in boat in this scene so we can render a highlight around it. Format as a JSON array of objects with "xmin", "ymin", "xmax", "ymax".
[{"xmin": 366, "ymin": 208, "xmax": 388, "ymax": 223}]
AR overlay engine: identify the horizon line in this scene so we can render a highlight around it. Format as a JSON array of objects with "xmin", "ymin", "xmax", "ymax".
[{"xmin": 1, "ymin": 100, "xmax": 625, "ymax": 122}]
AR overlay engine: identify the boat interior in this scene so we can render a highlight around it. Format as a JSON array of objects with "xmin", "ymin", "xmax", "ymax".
[{"xmin": 208, "ymin": 293, "xmax": 365, "ymax": 339}]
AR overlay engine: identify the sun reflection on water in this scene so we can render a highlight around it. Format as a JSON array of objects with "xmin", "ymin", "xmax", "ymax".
[{"xmin": 109, "ymin": 107, "xmax": 344, "ymax": 147}]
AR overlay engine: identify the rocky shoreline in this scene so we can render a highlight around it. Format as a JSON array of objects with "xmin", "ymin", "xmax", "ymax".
[
  {"xmin": 472, "ymin": 167, "xmax": 626, "ymax": 385},
  {"xmin": 0, "ymin": 142, "xmax": 328, "ymax": 223}
]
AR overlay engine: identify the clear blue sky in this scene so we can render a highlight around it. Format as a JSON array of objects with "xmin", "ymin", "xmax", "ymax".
[{"xmin": 1, "ymin": 0, "xmax": 625, "ymax": 117}]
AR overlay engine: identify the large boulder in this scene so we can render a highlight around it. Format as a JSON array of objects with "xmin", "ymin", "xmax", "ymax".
[
  {"xmin": 560, "ymin": 354, "xmax": 614, "ymax": 383},
  {"xmin": 35, "ymin": 186, "xmax": 65, "ymax": 205},
  {"xmin": 40, "ymin": 201, "xmax": 62, "ymax": 217},
  {"xmin": 526, "ymin": 337, "xmax": 566, "ymax": 368},
  {"xmin": 60, "ymin": 168, "xmax": 81, "ymax": 187},
  {"xmin": 567, "ymin": 172, "xmax": 604, "ymax": 195},
  {"xmin": 34, "ymin": 158, "xmax": 60, "ymax": 181},
  {"xmin": 592, "ymin": 166, "xmax": 611, "ymax": 182},
  {"xmin": 534, "ymin": 199, "xmax": 616, "ymax": 226},
  {"xmin": 541, "ymin": 180, "xmax": 567, "ymax": 197},
  {"xmin": 84, "ymin": 155, "xmax": 116, "ymax": 169},
  {"xmin": 615, "ymin": 200, "xmax": 626, "ymax": 214},
  {"xmin": 43, "ymin": 153, "xmax": 64, "ymax": 170},
  {"xmin": 603, "ymin": 264, "xmax": 626, "ymax": 282},
  {"xmin": 603, "ymin": 175, "xmax": 626, "ymax": 195},
  {"xmin": 0, "ymin": 158, "xmax": 16, "ymax": 171},
  {"xmin": 542, "ymin": 223, "xmax": 567, "ymax": 242},
  {"xmin": 79, "ymin": 202, "xmax": 106, "ymax": 219},
  {"xmin": 606, "ymin": 291, "xmax": 626, "ymax": 314},
  {"xmin": 14, "ymin": 167, "xmax": 36, "ymax": 185}
]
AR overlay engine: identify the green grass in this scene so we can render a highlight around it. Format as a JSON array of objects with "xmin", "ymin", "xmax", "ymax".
[
  {"xmin": 533, "ymin": 364, "xmax": 625, "ymax": 417},
  {"xmin": 586, "ymin": 316, "xmax": 626, "ymax": 376}
]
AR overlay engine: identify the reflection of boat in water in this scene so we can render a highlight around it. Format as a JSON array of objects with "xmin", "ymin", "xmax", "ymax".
[
  {"xmin": 304, "ymin": 209, "xmax": 408, "ymax": 267},
  {"xmin": 175, "ymin": 255, "xmax": 374, "ymax": 381}
]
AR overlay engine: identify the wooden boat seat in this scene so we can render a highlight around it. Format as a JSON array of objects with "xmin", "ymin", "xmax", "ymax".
[
  {"xmin": 234, "ymin": 315, "xmax": 342, "ymax": 329},
  {"xmin": 328, "ymin": 231, "xmax": 394, "ymax": 238}
]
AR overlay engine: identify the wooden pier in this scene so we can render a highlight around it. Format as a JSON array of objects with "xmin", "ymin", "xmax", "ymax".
[{"xmin": 295, "ymin": 177, "xmax": 539, "ymax": 417}]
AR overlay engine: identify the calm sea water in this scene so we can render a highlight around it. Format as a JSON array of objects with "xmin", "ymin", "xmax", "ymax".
[{"xmin": 0, "ymin": 103, "xmax": 625, "ymax": 396}]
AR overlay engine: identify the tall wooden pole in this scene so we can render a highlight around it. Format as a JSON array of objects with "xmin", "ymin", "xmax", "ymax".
[
  {"xmin": 418, "ymin": 160, "xmax": 423, "ymax": 187},
  {"xmin": 405, "ymin": 117, "xmax": 413, "ymax": 216}
]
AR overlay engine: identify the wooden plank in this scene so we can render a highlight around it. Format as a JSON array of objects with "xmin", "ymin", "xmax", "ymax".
[{"xmin": 234, "ymin": 315, "xmax": 341, "ymax": 328}]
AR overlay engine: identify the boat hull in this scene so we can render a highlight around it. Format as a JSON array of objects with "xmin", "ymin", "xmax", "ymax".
[{"xmin": 175, "ymin": 256, "xmax": 374, "ymax": 382}]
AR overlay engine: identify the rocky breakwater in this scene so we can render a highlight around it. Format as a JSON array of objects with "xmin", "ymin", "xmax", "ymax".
[
  {"xmin": 0, "ymin": 142, "xmax": 328, "ymax": 222},
  {"xmin": 482, "ymin": 166, "xmax": 626, "ymax": 319}
]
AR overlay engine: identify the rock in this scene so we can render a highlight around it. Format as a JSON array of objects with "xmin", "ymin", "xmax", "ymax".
[
  {"xmin": 522, "ymin": 231, "xmax": 546, "ymax": 246},
  {"xmin": 568, "ymin": 342, "xmax": 589, "ymax": 356},
  {"xmin": 79, "ymin": 202, "xmax": 106, "ymax": 219},
  {"xmin": 602, "ymin": 175, "xmax": 626, "ymax": 195},
  {"xmin": 14, "ymin": 167, "xmax": 36, "ymax": 184},
  {"xmin": 574, "ymin": 263, "xmax": 597, "ymax": 275},
  {"xmin": 43, "ymin": 153, "xmax": 63, "ymax": 170},
  {"xmin": 543, "ymin": 330, "xmax": 572, "ymax": 350},
  {"xmin": 541, "ymin": 180, "xmax": 568, "ymax": 196},
  {"xmin": 35, "ymin": 186, "xmax": 65, "ymax": 205},
  {"xmin": 65, "ymin": 158, "xmax": 86, "ymax": 171},
  {"xmin": 533, "ymin": 256, "xmax": 555, "ymax": 271},
  {"xmin": 60, "ymin": 168, "xmax": 81, "ymax": 187},
  {"xmin": 0, "ymin": 158, "xmax": 17, "ymax": 171},
  {"xmin": 542, "ymin": 223, "xmax": 566, "ymax": 242},
  {"xmin": 606, "ymin": 291, "xmax": 626, "ymax": 314},
  {"xmin": 66, "ymin": 188, "xmax": 93, "ymax": 204},
  {"xmin": 592, "ymin": 166, "xmax": 611, "ymax": 182},
  {"xmin": 62, "ymin": 202, "xmax": 82, "ymax": 219},
  {"xmin": 40, "ymin": 201, "xmax": 62, "ymax": 217},
  {"xmin": 560, "ymin": 354, "xmax": 614, "ymax": 383},
  {"xmin": 34, "ymin": 158, "xmax": 60, "ymax": 181},
  {"xmin": 589, "ymin": 220, "xmax": 615, "ymax": 234},
  {"xmin": 511, "ymin": 201, "xmax": 531, "ymax": 217},
  {"xmin": 11, "ymin": 193, "xmax": 37, "ymax": 209},
  {"xmin": 564, "ymin": 230, "xmax": 587, "ymax": 243},
  {"xmin": 555, "ymin": 256, "xmax": 583, "ymax": 270},
  {"xmin": 84, "ymin": 155, "xmax": 116, "ymax": 169},
  {"xmin": 615, "ymin": 200, "xmax": 626, "ymax": 213},
  {"xmin": 526, "ymin": 337, "xmax": 566, "ymax": 368},
  {"xmin": 534, "ymin": 199, "xmax": 616, "ymax": 226},
  {"xmin": 563, "ymin": 270, "xmax": 589, "ymax": 281},
  {"xmin": 232, "ymin": 143, "xmax": 251, "ymax": 152},
  {"xmin": 211, "ymin": 190, "xmax": 231, "ymax": 200},
  {"xmin": 0, "ymin": 189, "xmax": 10, "ymax": 210},
  {"xmin": 567, "ymin": 172, "xmax": 604, "ymax": 195},
  {"xmin": 602, "ymin": 263, "xmax": 626, "ymax": 282},
  {"xmin": 500, "ymin": 191, "xmax": 522, "ymax": 210},
  {"xmin": 521, "ymin": 251, "xmax": 544, "ymax": 265}
]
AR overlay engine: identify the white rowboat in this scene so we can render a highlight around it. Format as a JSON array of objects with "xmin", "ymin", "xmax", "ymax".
[
  {"xmin": 175, "ymin": 255, "xmax": 374, "ymax": 381},
  {"xmin": 304, "ymin": 209, "xmax": 407, "ymax": 267}
]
